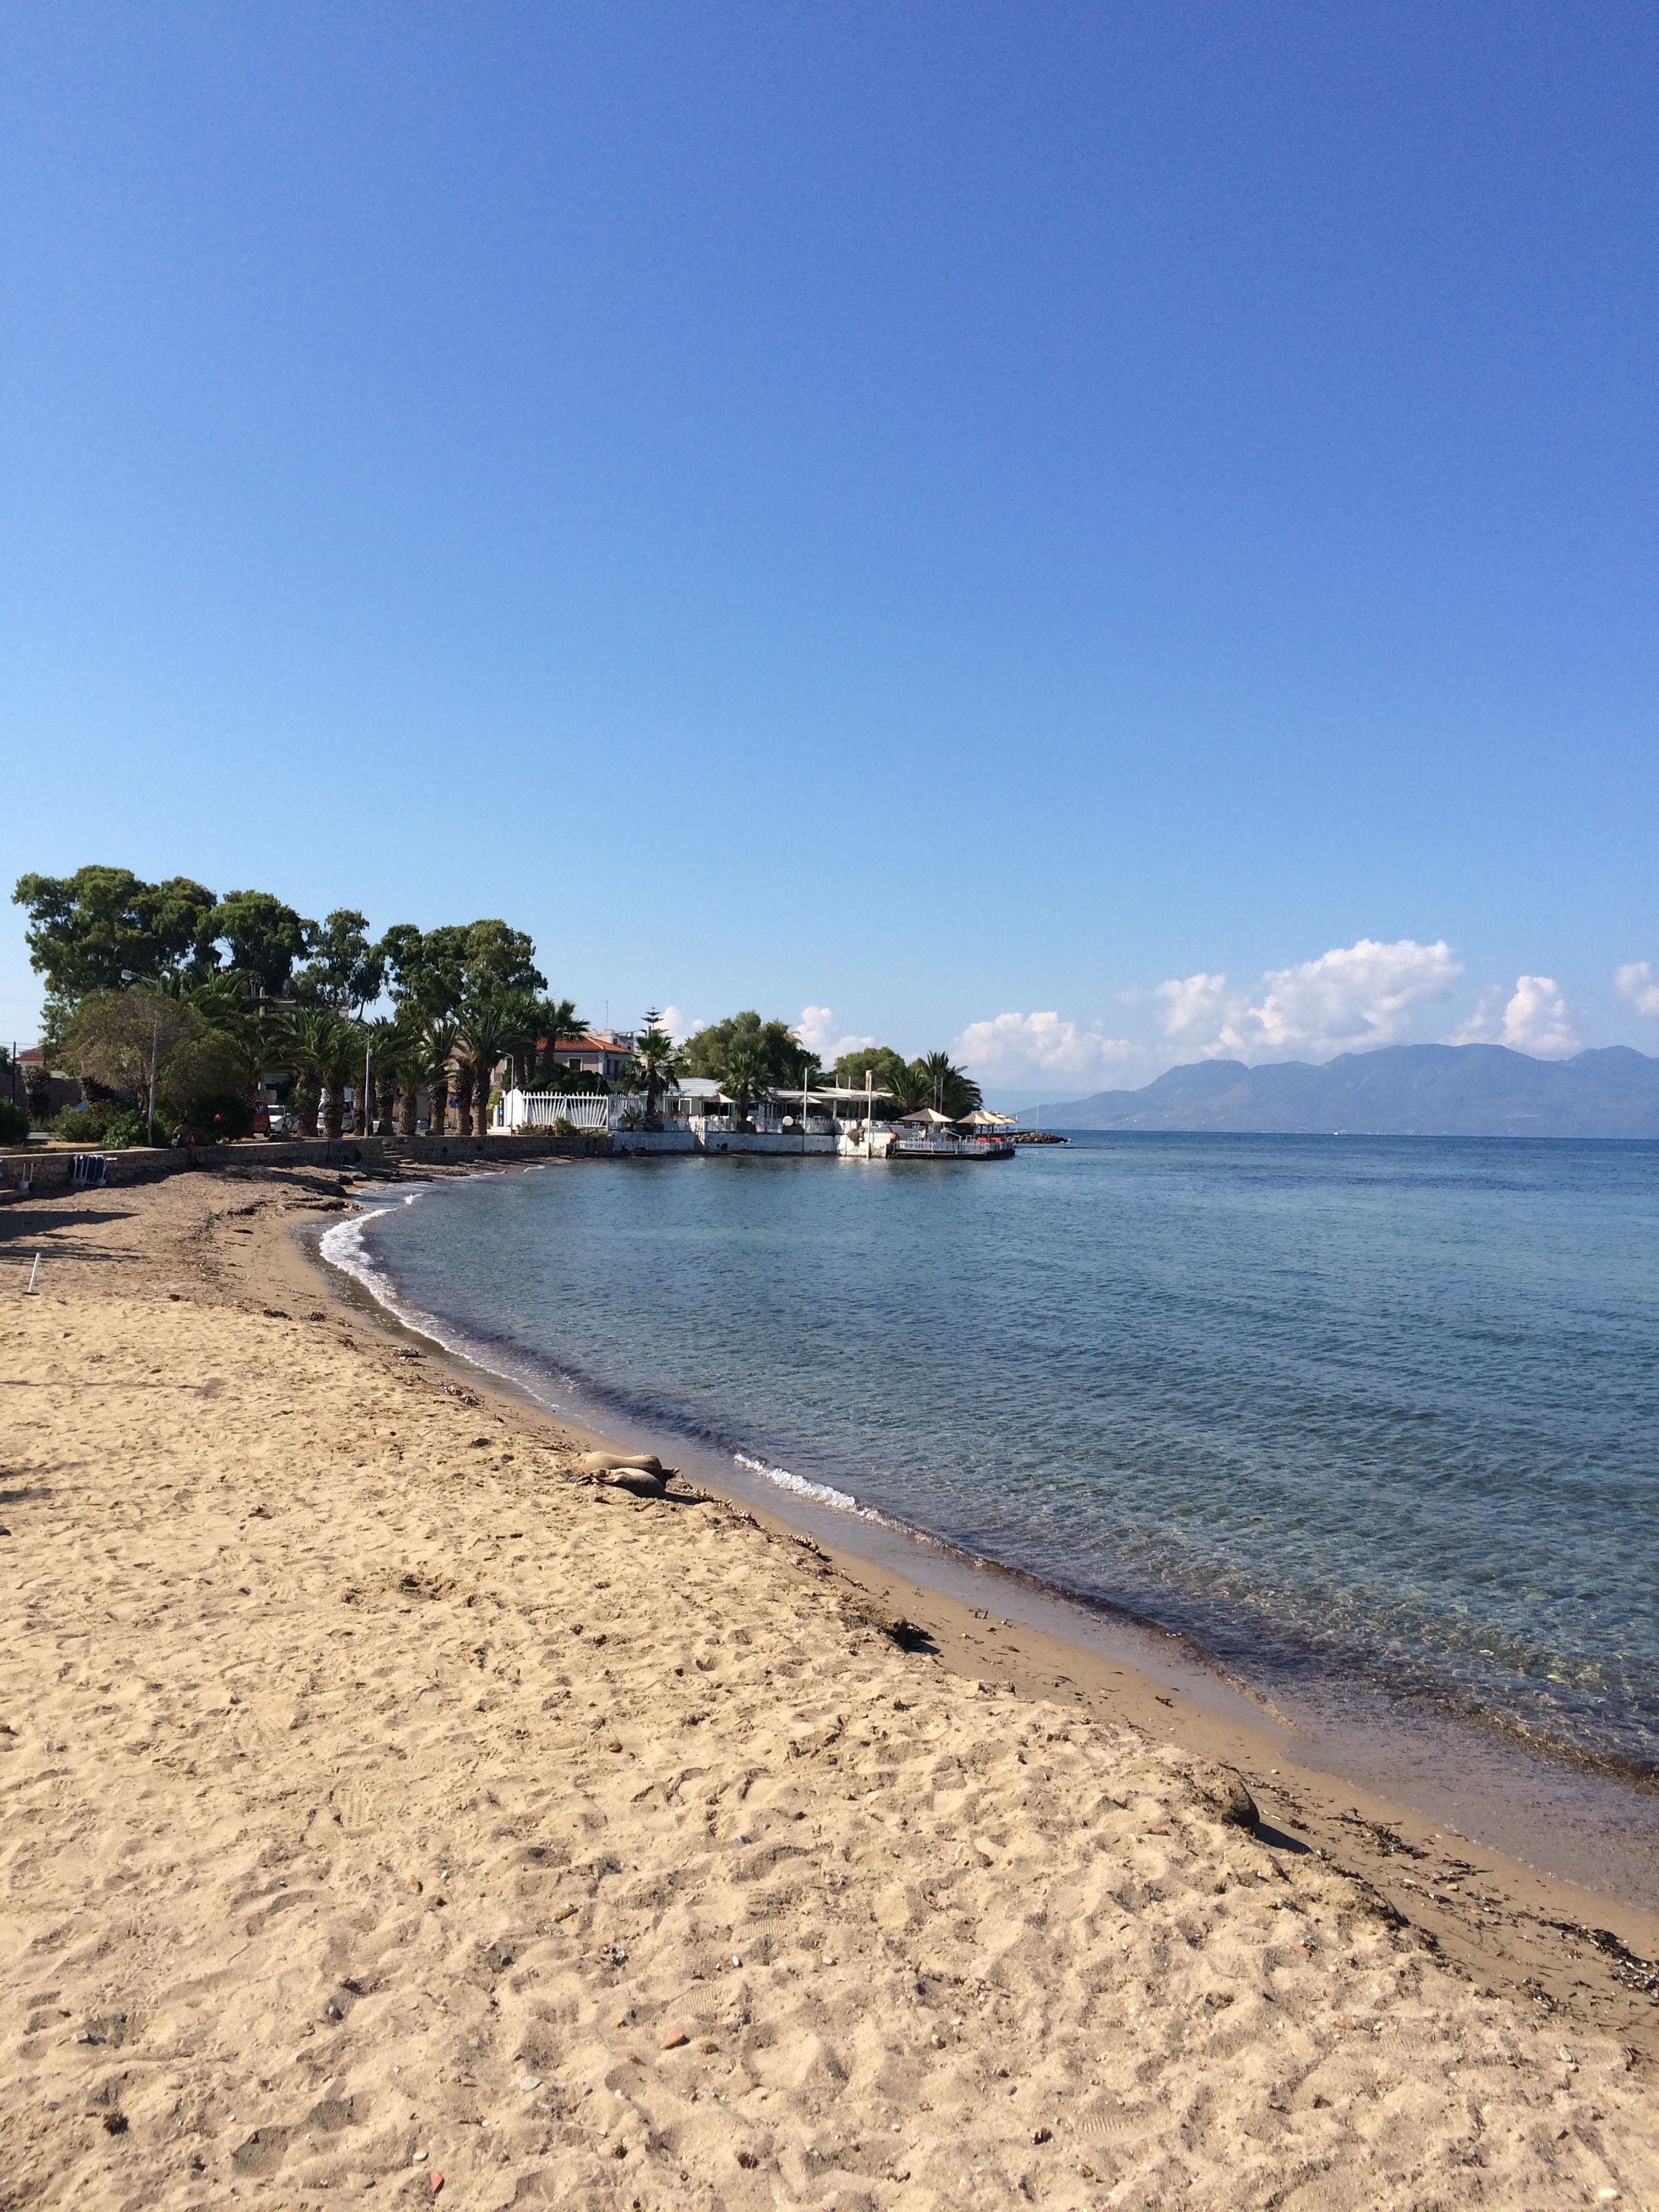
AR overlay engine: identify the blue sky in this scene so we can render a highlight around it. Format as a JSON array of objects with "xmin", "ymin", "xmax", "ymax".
[{"xmin": 3, "ymin": 3, "xmax": 1656, "ymax": 1097}]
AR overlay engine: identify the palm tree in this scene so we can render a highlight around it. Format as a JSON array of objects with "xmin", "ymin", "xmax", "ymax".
[
  {"xmin": 390, "ymin": 1027, "xmax": 422, "ymax": 1136},
  {"xmin": 631, "ymin": 1014, "xmax": 680, "ymax": 1121},
  {"xmin": 170, "ymin": 970, "xmax": 285, "ymax": 1126},
  {"xmin": 500, "ymin": 1000, "xmax": 541, "ymax": 1092},
  {"xmin": 918, "ymin": 1050, "xmax": 983, "ymax": 1120},
  {"xmin": 721, "ymin": 1038, "xmax": 771, "ymax": 1126},
  {"xmin": 451, "ymin": 1053, "xmax": 476, "ymax": 1138},
  {"xmin": 884, "ymin": 1059, "xmax": 933, "ymax": 1115},
  {"xmin": 317, "ymin": 1019, "xmax": 363, "ymax": 1140},
  {"xmin": 362, "ymin": 1015, "xmax": 410, "ymax": 1134},
  {"xmin": 368, "ymin": 1017, "xmax": 415, "ymax": 1138},
  {"xmin": 382, "ymin": 1016, "xmax": 443, "ymax": 1136},
  {"xmin": 419, "ymin": 1018, "xmax": 458, "ymax": 1134},
  {"xmin": 281, "ymin": 1006, "xmax": 346, "ymax": 1136},
  {"xmin": 534, "ymin": 996, "xmax": 583, "ymax": 1086},
  {"xmin": 455, "ymin": 991, "xmax": 539, "ymax": 1135}
]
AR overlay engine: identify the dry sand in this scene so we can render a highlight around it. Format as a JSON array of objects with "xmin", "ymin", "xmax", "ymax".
[{"xmin": 1, "ymin": 1165, "xmax": 1655, "ymax": 2211}]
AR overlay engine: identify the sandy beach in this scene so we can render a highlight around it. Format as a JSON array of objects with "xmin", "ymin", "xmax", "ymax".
[{"xmin": 2, "ymin": 1162, "xmax": 1655, "ymax": 2211}]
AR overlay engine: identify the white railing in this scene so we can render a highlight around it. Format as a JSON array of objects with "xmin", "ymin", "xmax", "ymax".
[
  {"xmin": 495, "ymin": 1089, "xmax": 623, "ymax": 1132},
  {"xmin": 889, "ymin": 1133, "xmax": 1013, "ymax": 1156},
  {"xmin": 495, "ymin": 1090, "xmax": 701, "ymax": 1134}
]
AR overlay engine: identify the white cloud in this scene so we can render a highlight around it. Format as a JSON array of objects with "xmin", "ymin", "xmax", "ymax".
[
  {"xmin": 657, "ymin": 1006, "xmax": 701, "ymax": 1043},
  {"xmin": 1615, "ymin": 961, "xmax": 1659, "ymax": 1019},
  {"xmin": 953, "ymin": 1010, "xmax": 1139, "ymax": 1084},
  {"xmin": 1154, "ymin": 938, "xmax": 1463, "ymax": 1061},
  {"xmin": 794, "ymin": 1006, "xmax": 875, "ymax": 1061},
  {"xmin": 1154, "ymin": 971, "xmax": 1237, "ymax": 1051},
  {"xmin": 1445, "ymin": 976, "xmax": 1582, "ymax": 1058}
]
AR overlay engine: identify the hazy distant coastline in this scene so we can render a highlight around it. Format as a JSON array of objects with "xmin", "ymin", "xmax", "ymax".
[{"xmin": 1038, "ymin": 1041, "xmax": 1659, "ymax": 1138}]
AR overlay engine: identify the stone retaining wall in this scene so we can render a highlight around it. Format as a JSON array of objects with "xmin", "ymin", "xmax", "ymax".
[{"xmin": 0, "ymin": 1128, "xmax": 611, "ymax": 1198}]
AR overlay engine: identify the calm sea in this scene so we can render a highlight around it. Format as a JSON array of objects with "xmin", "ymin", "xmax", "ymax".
[{"xmin": 329, "ymin": 1135, "xmax": 1659, "ymax": 1782}]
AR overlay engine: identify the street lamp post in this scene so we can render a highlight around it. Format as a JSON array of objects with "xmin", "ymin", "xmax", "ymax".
[{"xmin": 121, "ymin": 970, "xmax": 161, "ymax": 1142}]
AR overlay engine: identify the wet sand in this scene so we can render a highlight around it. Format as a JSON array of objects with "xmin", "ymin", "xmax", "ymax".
[{"xmin": 1, "ymin": 1163, "xmax": 1655, "ymax": 2209}]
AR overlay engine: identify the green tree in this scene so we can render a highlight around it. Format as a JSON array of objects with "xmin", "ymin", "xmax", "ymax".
[
  {"xmin": 379, "ymin": 923, "xmax": 465, "ymax": 1018},
  {"xmin": 296, "ymin": 910, "xmax": 386, "ymax": 1014},
  {"xmin": 792, "ymin": 1048, "xmax": 824, "ymax": 1108},
  {"xmin": 175, "ymin": 971, "xmax": 287, "ymax": 1099},
  {"xmin": 23, "ymin": 1057, "xmax": 55, "ymax": 1123},
  {"xmin": 682, "ymin": 1012, "xmax": 802, "ymax": 1090},
  {"xmin": 56, "ymin": 985, "xmax": 270, "ymax": 1141},
  {"xmin": 13, "ymin": 865, "xmax": 218, "ymax": 1030},
  {"xmin": 831, "ymin": 1044, "xmax": 910, "ymax": 1103},
  {"xmin": 58, "ymin": 990, "xmax": 201, "ymax": 1116},
  {"xmin": 201, "ymin": 890, "xmax": 314, "ymax": 996},
  {"xmin": 158, "ymin": 1029, "xmax": 255, "ymax": 1136},
  {"xmin": 379, "ymin": 920, "xmax": 544, "ymax": 1027},
  {"xmin": 461, "ymin": 920, "xmax": 545, "ymax": 999}
]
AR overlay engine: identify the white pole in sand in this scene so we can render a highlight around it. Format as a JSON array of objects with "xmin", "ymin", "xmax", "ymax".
[{"xmin": 25, "ymin": 1253, "xmax": 41, "ymax": 1294}]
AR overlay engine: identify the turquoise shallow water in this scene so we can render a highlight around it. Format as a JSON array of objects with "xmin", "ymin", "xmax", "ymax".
[{"xmin": 342, "ymin": 1134, "xmax": 1659, "ymax": 1777}]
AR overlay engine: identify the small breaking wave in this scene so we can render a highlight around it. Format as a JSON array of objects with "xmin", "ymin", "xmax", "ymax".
[
  {"xmin": 317, "ymin": 1187, "xmax": 432, "ymax": 1315},
  {"xmin": 315, "ymin": 1187, "xmax": 577, "ymax": 1412},
  {"xmin": 731, "ymin": 1451, "xmax": 881, "ymax": 1521}
]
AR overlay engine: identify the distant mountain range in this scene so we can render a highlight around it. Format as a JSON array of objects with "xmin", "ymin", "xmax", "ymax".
[{"xmin": 1040, "ymin": 1044, "xmax": 1659, "ymax": 1139}]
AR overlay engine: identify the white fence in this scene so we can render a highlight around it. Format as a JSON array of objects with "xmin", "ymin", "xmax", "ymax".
[
  {"xmin": 495, "ymin": 1089, "xmax": 622, "ymax": 1132},
  {"xmin": 493, "ymin": 1090, "xmax": 705, "ymax": 1133}
]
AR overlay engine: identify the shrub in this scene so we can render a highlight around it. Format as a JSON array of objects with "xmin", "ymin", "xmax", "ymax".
[
  {"xmin": 100, "ymin": 1107, "xmax": 154, "ymax": 1149},
  {"xmin": 157, "ymin": 1032, "xmax": 247, "ymax": 1122},
  {"xmin": 53, "ymin": 1097, "xmax": 131, "ymax": 1143},
  {"xmin": 0, "ymin": 1097, "xmax": 28, "ymax": 1145},
  {"xmin": 182, "ymin": 1094, "xmax": 254, "ymax": 1143}
]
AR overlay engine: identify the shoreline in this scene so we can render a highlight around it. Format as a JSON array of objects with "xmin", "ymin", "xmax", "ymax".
[
  {"xmin": 321, "ymin": 1166, "xmax": 1659, "ymax": 1922},
  {"xmin": 3, "ymin": 1162, "xmax": 1656, "ymax": 2211}
]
